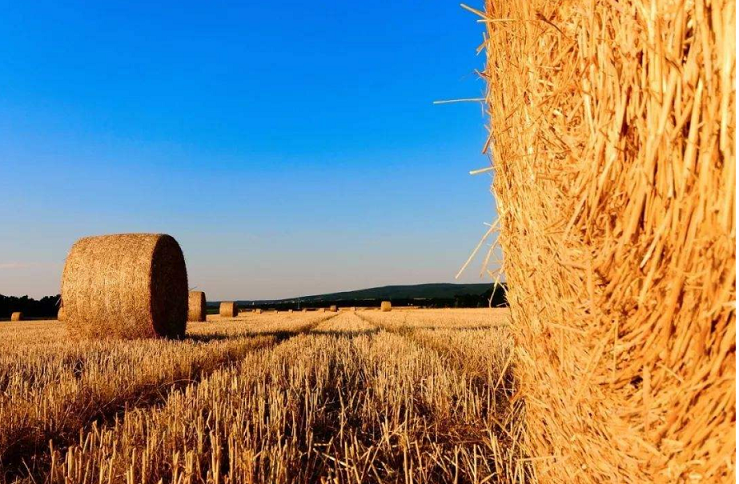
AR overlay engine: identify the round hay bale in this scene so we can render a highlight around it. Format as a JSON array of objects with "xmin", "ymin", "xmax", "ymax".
[
  {"xmin": 62, "ymin": 233, "xmax": 188, "ymax": 339},
  {"xmin": 381, "ymin": 301, "xmax": 392, "ymax": 312},
  {"xmin": 10, "ymin": 312, "xmax": 23, "ymax": 321},
  {"xmin": 220, "ymin": 302, "xmax": 238, "ymax": 318},
  {"xmin": 255, "ymin": 308, "xmax": 262, "ymax": 314},
  {"xmin": 288, "ymin": 309, "xmax": 294, "ymax": 313},
  {"xmin": 188, "ymin": 291, "xmax": 207, "ymax": 322},
  {"xmin": 329, "ymin": 305, "xmax": 338, "ymax": 312},
  {"xmin": 302, "ymin": 308, "xmax": 308, "ymax": 312}
]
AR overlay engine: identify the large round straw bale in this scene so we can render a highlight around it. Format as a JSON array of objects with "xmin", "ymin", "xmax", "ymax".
[
  {"xmin": 219, "ymin": 301, "xmax": 238, "ymax": 317},
  {"xmin": 188, "ymin": 291, "xmax": 207, "ymax": 322},
  {"xmin": 62, "ymin": 233, "xmax": 188, "ymax": 339},
  {"xmin": 10, "ymin": 312, "xmax": 23, "ymax": 321},
  {"xmin": 381, "ymin": 301, "xmax": 392, "ymax": 312}
]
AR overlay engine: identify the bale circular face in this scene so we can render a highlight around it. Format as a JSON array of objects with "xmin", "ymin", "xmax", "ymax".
[
  {"xmin": 188, "ymin": 291, "xmax": 207, "ymax": 322},
  {"xmin": 10, "ymin": 312, "xmax": 23, "ymax": 321},
  {"xmin": 62, "ymin": 234, "xmax": 188, "ymax": 339},
  {"xmin": 219, "ymin": 302, "xmax": 238, "ymax": 318}
]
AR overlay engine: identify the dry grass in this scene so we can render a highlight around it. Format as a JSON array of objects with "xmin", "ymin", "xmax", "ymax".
[
  {"xmin": 0, "ymin": 309, "xmax": 514, "ymax": 483},
  {"xmin": 479, "ymin": 0, "xmax": 735, "ymax": 481}
]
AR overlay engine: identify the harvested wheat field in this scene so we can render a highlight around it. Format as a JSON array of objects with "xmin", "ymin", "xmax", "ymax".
[{"xmin": 0, "ymin": 308, "xmax": 517, "ymax": 484}]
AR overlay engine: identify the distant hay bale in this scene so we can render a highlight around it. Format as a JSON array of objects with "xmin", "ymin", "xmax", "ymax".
[
  {"xmin": 254, "ymin": 308, "xmax": 262, "ymax": 314},
  {"xmin": 188, "ymin": 291, "xmax": 206, "ymax": 322},
  {"xmin": 481, "ymin": 1, "xmax": 735, "ymax": 481},
  {"xmin": 219, "ymin": 302, "xmax": 238, "ymax": 318},
  {"xmin": 329, "ymin": 305, "xmax": 337, "ymax": 312},
  {"xmin": 62, "ymin": 233, "xmax": 188, "ymax": 339},
  {"xmin": 10, "ymin": 312, "xmax": 23, "ymax": 321},
  {"xmin": 380, "ymin": 301, "xmax": 391, "ymax": 312}
]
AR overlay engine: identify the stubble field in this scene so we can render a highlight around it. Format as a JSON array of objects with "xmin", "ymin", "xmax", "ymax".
[{"xmin": 0, "ymin": 308, "xmax": 520, "ymax": 484}]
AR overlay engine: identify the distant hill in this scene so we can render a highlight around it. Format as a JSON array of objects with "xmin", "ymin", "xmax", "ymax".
[
  {"xmin": 282, "ymin": 283, "xmax": 494, "ymax": 302},
  {"xmin": 209, "ymin": 283, "xmax": 507, "ymax": 310}
]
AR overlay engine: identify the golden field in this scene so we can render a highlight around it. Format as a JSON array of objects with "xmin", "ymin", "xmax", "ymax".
[{"xmin": 0, "ymin": 308, "xmax": 517, "ymax": 484}]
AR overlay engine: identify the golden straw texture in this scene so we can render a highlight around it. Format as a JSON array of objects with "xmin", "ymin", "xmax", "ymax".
[
  {"xmin": 62, "ymin": 234, "xmax": 188, "ymax": 340},
  {"xmin": 219, "ymin": 302, "xmax": 238, "ymax": 318},
  {"xmin": 381, "ymin": 301, "xmax": 392, "ymax": 312},
  {"xmin": 10, "ymin": 312, "xmax": 23, "ymax": 322},
  {"xmin": 188, "ymin": 291, "xmax": 207, "ymax": 322},
  {"xmin": 481, "ymin": 0, "xmax": 736, "ymax": 481}
]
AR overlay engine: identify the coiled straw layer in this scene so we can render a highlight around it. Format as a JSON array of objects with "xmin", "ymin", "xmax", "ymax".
[
  {"xmin": 219, "ymin": 302, "xmax": 238, "ymax": 318},
  {"xmin": 188, "ymin": 291, "xmax": 207, "ymax": 322},
  {"xmin": 61, "ymin": 234, "xmax": 188, "ymax": 340},
  {"xmin": 480, "ymin": 0, "xmax": 735, "ymax": 481}
]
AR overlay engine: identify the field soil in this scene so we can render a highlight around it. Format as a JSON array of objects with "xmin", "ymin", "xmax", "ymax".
[{"xmin": 0, "ymin": 308, "xmax": 520, "ymax": 484}]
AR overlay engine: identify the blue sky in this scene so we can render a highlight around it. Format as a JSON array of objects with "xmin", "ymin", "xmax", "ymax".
[{"xmin": 0, "ymin": 1, "xmax": 497, "ymax": 300}]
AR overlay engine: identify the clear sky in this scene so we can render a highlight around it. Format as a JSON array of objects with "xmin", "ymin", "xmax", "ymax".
[{"xmin": 0, "ymin": 1, "xmax": 497, "ymax": 300}]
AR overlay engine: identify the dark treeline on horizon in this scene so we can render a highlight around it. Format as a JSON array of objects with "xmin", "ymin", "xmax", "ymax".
[
  {"xmin": 209, "ymin": 284, "xmax": 508, "ymax": 312},
  {"xmin": 0, "ymin": 294, "xmax": 60, "ymax": 319}
]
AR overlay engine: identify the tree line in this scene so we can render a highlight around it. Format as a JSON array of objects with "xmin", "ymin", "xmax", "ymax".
[{"xmin": 1, "ymin": 294, "xmax": 61, "ymax": 319}]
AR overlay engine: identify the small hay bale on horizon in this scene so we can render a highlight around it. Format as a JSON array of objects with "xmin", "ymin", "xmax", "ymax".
[
  {"xmin": 188, "ymin": 291, "xmax": 207, "ymax": 322},
  {"xmin": 381, "ymin": 301, "xmax": 392, "ymax": 312},
  {"xmin": 219, "ymin": 302, "xmax": 238, "ymax": 318},
  {"xmin": 255, "ymin": 308, "xmax": 262, "ymax": 314},
  {"xmin": 329, "ymin": 305, "xmax": 337, "ymax": 312},
  {"xmin": 10, "ymin": 312, "xmax": 23, "ymax": 321},
  {"xmin": 62, "ymin": 233, "xmax": 188, "ymax": 340}
]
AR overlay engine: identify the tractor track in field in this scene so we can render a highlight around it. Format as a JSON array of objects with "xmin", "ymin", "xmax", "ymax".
[
  {"xmin": 353, "ymin": 311, "xmax": 524, "ymax": 467},
  {"xmin": 1, "ymin": 313, "xmax": 338, "ymax": 484},
  {"xmin": 354, "ymin": 312, "xmax": 518, "ymax": 408}
]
